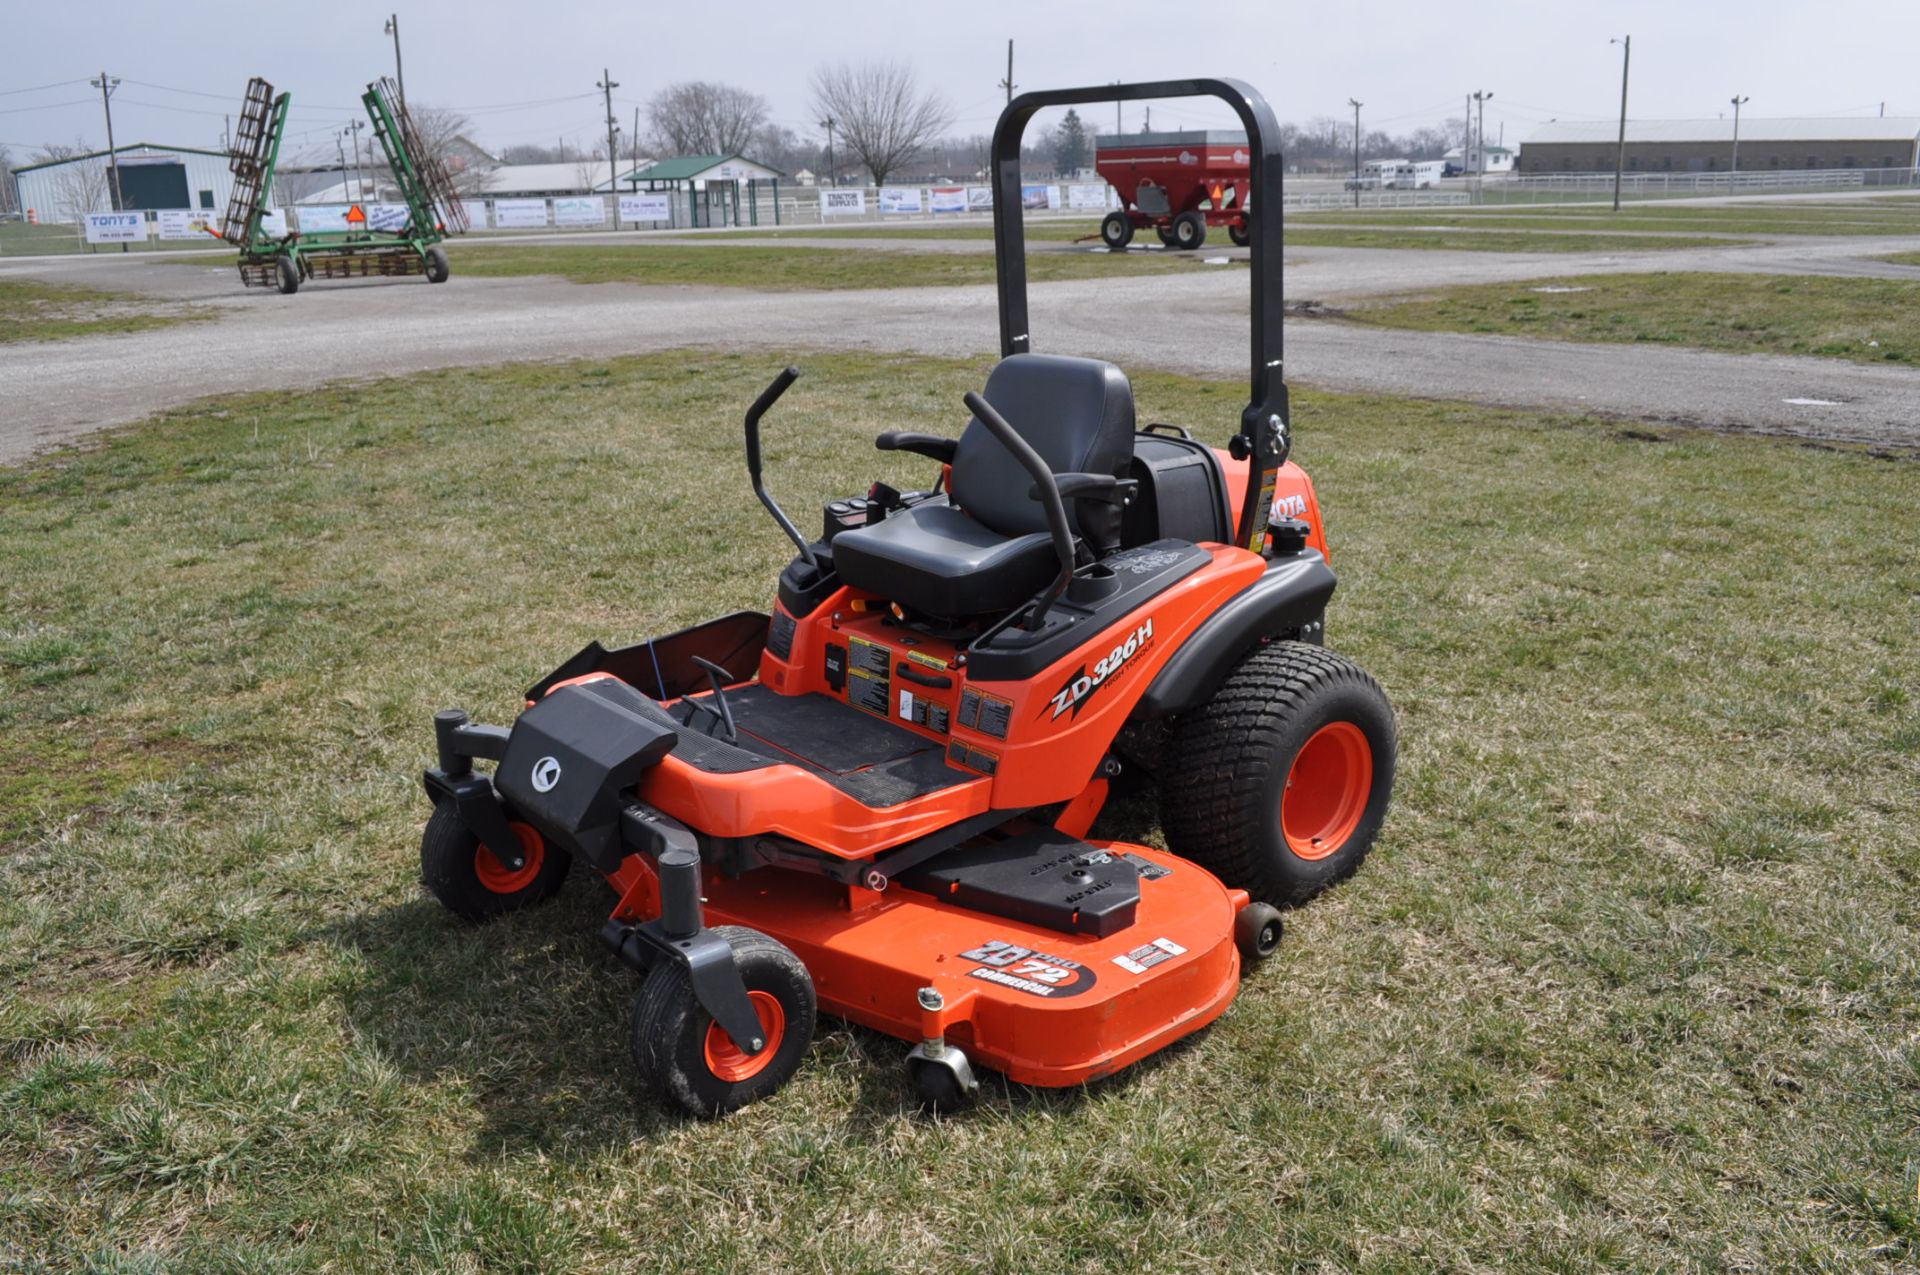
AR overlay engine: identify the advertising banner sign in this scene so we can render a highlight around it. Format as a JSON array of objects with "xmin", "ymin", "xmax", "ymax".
[
  {"xmin": 879, "ymin": 187, "xmax": 923, "ymax": 214},
  {"xmin": 84, "ymin": 211, "xmax": 146, "ymax": 243},
  {"xmin": 820, "ymin": 188, "xmax": 866, "ymax": 217},
  {"xmin": 366, "ymin": 203, "xmax": 411, "ymax": 232},
  {"xmin": 1066, "ymin": 183, "xmax": 1111, "ymax": 210},
  {"xmin": 966, "ymin": 185, "xmax": 994, "ymax": 210},
  {"xmin": 619, "ymin": 193, "xmax": 673, "ymax": 222},
  {"xmin": 929, "ymin": 186, "xmax": 966, "ymax": 214},
  {"xmin": 553, "ymin": 197, "xmax": 606, "ymax": 227},
  {"xmin": 1020, "ymin": 184, "xmax": 1060, "ymax": 211},
  {"xmin": 297, "ymin": 205, "xmax": 351, "ymax": 232},
  {"xmin": 157, "ymin": 209, "xmax": 214, "ymax": 240},
  {"xmin": 493, "ymin": 198, "xmax": 549, "ymax": 229},
  {"xmin": 260, "ymin": 208, "xmax": 288, "ymax": 237}
]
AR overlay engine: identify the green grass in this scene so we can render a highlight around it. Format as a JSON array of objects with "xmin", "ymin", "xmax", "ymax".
[
  {"xmin": 0, "ymin": 278, "xmax": 206, "ymax": 344},
  {"xmin": 1291, "ymin": 201, "xmax": 1920, "ymax": 238},
  {"xmin": 450, "ymin": 241, "xmax": 1219, "ymax": 288},
  {"xmin": 3, "ymin": 350, "xmax": 1918, "ymax": 1271},
  {"xmin": 674, "ymin": 219, "xmax": 1740, "ymax": 253},
  {"xmin": 1354, "ymin": 272, "xmax": 1920, "ymax": 364},
  {"xmin": 1883, "ymin": 251, "xmax": 1920, "ymax": 267}
]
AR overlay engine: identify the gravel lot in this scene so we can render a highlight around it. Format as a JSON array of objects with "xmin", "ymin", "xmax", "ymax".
[{"xmin": 4, "ymin": 232, "xmax": 1920, "ymax": 463}]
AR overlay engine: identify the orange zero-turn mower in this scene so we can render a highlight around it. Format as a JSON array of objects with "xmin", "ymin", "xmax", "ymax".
[{"xmin": 418, "ymin": 77, "xmax": 1395, "ymax": 1117}]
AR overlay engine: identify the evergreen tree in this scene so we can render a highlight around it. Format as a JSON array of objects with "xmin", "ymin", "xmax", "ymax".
[{"xmin": 1052, "ymin": 109, "xmax": 1089, "ymax": 176}]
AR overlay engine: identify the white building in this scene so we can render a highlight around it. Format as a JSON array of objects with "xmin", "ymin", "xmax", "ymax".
[
  {"xmin": 11, "ymin": 143, "xmax": 233, "ymax": 224},
  {"xmin": 1443, "ymin": 143, "xmax": 1515, "ymax": 176}
]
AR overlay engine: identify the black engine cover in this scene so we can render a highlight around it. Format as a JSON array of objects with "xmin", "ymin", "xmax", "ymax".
[
  {"xmin": 495, "ymin": 680, "xmax": 678, "ymax": 871},
  {"xmin": 900, "ymin": 829, "xmax": 1141, "ymax": 936}
]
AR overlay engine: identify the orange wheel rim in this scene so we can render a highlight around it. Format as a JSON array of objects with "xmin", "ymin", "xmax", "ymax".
[
  {"xmin": 703, "ymin": 990, "xmax": 785, "ymax": 1083},
  {"xmin": 474, "ymin": 822, "xmax": 545, "ymax": 894},
  {"xmin": 1281, "ymin": 722, "xmax": 1373, "ymax": 862}
]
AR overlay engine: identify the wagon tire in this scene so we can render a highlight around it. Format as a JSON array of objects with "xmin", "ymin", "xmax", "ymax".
[
  {"xmin": 1228, "ymin": 221, "xmax": 1250, "ymax": 247},
  {"xmin": 1172, "ymin": 210, "xmax": 1208, "ymax": 250},
  {"xmin": 1100, "ymin": 211, "xmax": 1134, "ymax": 250},
  {"xmin": 275, "ymin": 255, "xmax": 300, "ymax": 294},
  {"xmin": 423, "ymin": 244, "xmax": 451, "ymax": 282}
]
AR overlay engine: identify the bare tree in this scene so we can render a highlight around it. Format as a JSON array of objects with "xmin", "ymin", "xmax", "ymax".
[
  {"xmin": 810, "ymin": 60, "xmax": 953, "ymax": 188},
  {"xmin": 399, "ymin": 104, "xmax": 494, "ymax": 196},
  {"xmin": 30, "ymin": 141, "xmax": 110, "ymax": 222},
  {"xmin": 0, "ymin": 145, "xmax": 18, "ymax": 215},
  {"xmin": 647, "ymin": 81, "xmax": 771, "ymax": 156}
]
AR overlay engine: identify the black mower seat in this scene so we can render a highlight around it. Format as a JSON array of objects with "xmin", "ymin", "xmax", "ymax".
[{"xmin": 833, "ymin": 353, "xmax": 1136, "ymax": 618}]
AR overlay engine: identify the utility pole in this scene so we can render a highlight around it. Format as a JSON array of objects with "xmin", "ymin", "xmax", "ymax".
[
  {"xmin": 818, "ymin": 116, "xmax": 836, "ymax": 186},
  {"xmin": 1611, "ymin": 35, "xmax": 1632, "ymax": 212},
  {"xmin": 346, "ymin": 119, "xmax": 367, "ymax": 200},
  {"xmin": 998, "ymin": 39, "xmax": 1016, "ymax": 103},
  {"xmin": 90, "ymin": 72, "xmax": 123, "ymax": 212},
  {"xmin": 335, "ymin": 132, "xmax": 350, "ymax": 202},
  {"xmin": 1729, "ymin": 95, "xmax": 1749, "ymax": 173},
  {"xmin": 632, "ymin": 106, "xmax": 640, "ymax": 191},
  {"xmin": 1348, "ymin": 98, "xmax": 1362, "ymax": 208},
  {"xmin": 384, "ymin": 15, "xmax": 407, "ymax": 115},
  {"xmin": 1472, "ymin": 89, "xmax": 1493, "ymax": 203},
  {"xmin": 1111, "ymin": 81, "xmax": 1122, "ymax": 137},
  {"xmin": 599, "ymin": 69, "xmax": 621, "ymax": 230}
]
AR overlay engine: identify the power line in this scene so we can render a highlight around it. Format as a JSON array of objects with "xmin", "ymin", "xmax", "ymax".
[{"xmin": 0, "ymin": 79, "xmax": 90, "ymax": 98}]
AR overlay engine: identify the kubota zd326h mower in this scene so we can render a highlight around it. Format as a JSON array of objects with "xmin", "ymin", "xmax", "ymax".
[{"xmin": 418, "ymin": 78, "xmax": 1396, "ymax": 1117}]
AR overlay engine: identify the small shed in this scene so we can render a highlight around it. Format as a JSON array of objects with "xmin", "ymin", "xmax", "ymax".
[{"xmin": 613, "ymin": 154, "xmax": 786, "ymax": 227}]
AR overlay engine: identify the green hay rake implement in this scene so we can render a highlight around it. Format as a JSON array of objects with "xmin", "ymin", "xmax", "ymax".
[{"xmin": 216, "ymin": 75, "xmax": 469, "ymax": 294}]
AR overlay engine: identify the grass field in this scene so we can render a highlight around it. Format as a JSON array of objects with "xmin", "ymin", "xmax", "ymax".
[
  {"xmin": 0, "ymin": 221, "xmax": 226, "ymax": 259},
  {"xmin": 1884, "ymin": 251, "xmax": 1920, "ymax": 267},
  {"xmin": 1352, "ymin": 273, "xmax": 1920, "ymax": 365},
  {"xmin": 676, "ymin": 220, "xmax": 1743, "ymax": 254},
  {"xmin": 0, "ymin": 278, "xmax": 206, "ymax": 344},
  {"xmin": 2, "ymin": 349, "xmax": 1915, "ymax": 1271},
  {"xmin": 449, "ymin": 241, "xmax": 1218, "ymax": 288},
  {"xmin": 1288, "ymin": 201, "xmax": 1920, "ymax": 238}
]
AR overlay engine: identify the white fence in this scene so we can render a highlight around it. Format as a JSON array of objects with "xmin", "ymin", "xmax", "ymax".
[{"xmin": 1477, "ymin": 166, "xmax": 1917, "ymax": 204}]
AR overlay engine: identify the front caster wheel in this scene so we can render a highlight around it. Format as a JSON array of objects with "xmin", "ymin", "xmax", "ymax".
[
  {"xmin": 1235, "ymin": 902, "xmax": 1285, "ymax": 962},
  {"xmin": 630, "ymin": 926, "xmax": 816, "ymax": 1118},
  {"xmin": 420, "ymin": 802, "xmax": 571, "ymax": 922},
  {"xmin": 1162, "ymin": 642, "xmax": 1396, "ymax": 905}
]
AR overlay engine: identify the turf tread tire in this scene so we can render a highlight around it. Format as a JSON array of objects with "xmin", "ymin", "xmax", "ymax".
[
  {"xmin": 419, "ymin": 802, "xmax": 570, "ymax": 922},
  {"xmin": 1161, "ymin": 642, "xmax": 1394, "ymax": 905},
  {"xmin": 630, "ymin": 926, "xmax": 815, "ymax": 1118}
]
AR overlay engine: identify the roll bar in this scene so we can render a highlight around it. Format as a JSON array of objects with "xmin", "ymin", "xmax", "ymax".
[{"xmin": 990, "ymin": 79, "xmax": 1292, "ymax": 551}]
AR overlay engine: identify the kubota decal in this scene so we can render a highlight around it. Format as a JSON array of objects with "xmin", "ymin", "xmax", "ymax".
[
  {"xmin": 1045, "ymin": 618, "xmax": 1154, "ymax": 720},
  {"xmin": 959, "ymin": 940, "xmax": 1097, "ymax": 998}
]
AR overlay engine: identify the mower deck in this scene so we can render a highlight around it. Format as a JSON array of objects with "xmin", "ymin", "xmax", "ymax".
[{"xmin": 618, "ymin": 842, "xmax": 1246, "ymax": 1087}]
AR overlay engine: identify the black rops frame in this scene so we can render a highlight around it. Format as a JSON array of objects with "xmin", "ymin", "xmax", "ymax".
[{"xmin": 990, "ymin": 78, "xmax": 1291, "ymax": 553}]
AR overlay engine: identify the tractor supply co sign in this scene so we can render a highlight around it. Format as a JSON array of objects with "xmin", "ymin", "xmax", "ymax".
[
  {"xmin": 879, "ymin": 186, "xmax": 922, "ymax": 214},
  {"xmin": 820, "ymin": 189, "xmax": 866, "ymax": 217},
  {"xmin": 84, "ymin": 211, "xmax": 145, "ymax": 243},
  {"xmin": 553, "ymin": 197, "xmax": 605, "ymax": 227},
  {"xmin": 619, "ymin": 193, "xmax": 672, "ymax": 222},
  {"xmin": 156, "ymin": 210, "xmax": 213, "ymax": 240},
  {"xmin": 493, "ymin": 198, "xmax": 548, "ymax": 229}
]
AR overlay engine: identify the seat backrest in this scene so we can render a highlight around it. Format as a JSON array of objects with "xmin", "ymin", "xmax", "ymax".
[{"xmin": 950, "ymin": 354, "xmax": 1136, "ymax": 544}]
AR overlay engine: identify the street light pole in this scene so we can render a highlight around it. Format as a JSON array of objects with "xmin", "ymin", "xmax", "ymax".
[
  {"xmin": 90, "ymin": 72, "xmax": 123, "ymax": 212},
  {"xmin": 998, "ymin": 39, "xmax": 1016, "ymax": 104},
  {"xmin": 1611, "ymin": 35, "xmax": 1632, "ymax": 212},
  {"xmin": 383, "ymin": 15, "xmax": 406, "ymax": 115},
  {"xmin": 1348, "ymin": 98, "xmax": 1362, "ymax": 208},
  {"xmin": 346, "ymin": 119, "xmax": 367, "ymax": 200},
  {"xmin": 1730, "ymin": 95, "xmax": 1749, "ymax": 173},
  {"xmin": 599, "ymin": 69, "xmax": 621, "ymax": 230}
]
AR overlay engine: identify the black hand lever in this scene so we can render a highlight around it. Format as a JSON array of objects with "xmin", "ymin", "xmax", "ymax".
[
  {"xmin": 744, "ymin": 367, "xmax": 817, "ymax": 571},
  {"xmin": 685, "ymin": 656, "xmax": 739, "ymax": 742},
  {"xmin": 963, "ymin": 391, "xmax": 1076, "ymax": 630}
]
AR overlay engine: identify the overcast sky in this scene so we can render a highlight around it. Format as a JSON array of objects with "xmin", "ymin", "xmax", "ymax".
[{"xmin": 7, "ymin": 0, "xmax": 1918, "ymax": 161}]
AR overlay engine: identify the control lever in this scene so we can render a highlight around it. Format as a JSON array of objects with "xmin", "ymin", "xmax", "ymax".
[{"xmin": 683, "ymin": 656, "xmax": 739, "ymax": 742}]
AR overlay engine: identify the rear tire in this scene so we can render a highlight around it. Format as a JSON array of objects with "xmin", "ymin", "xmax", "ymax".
[
  {"xmin": 630, "ymin": 926, "xmax": 815, "ymax": 1118},
  {"xmin": 275, "ymin": 255, "xmax": 300, "ymax": 294},
  {"xmin": 1172, "ymin": 210, "xmax": 1208, "ymax": 250},
  {"xmin": 420, "ymin": 801, "xmax": 571, "ymax": 922},
  {"xmin": 1228, "ymin": 221, "xmax": 1250, "ymax": 247},
  {"xmin": 1162, "ymin": 642, "xmax": 1395, "ymax": 905},
  {"xmin": 423, "ymin": 244, "xmax": 450, "ymax": 283},
  {"xmin": 1155, "ymin": 223, "xmax": 1177, "ymax": 247},
  {"xmin": 1099, "ymin": 211, "xmax": 1134, "ymax": 250}
]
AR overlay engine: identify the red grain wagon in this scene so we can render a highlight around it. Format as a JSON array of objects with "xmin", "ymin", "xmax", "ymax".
[{"xmin": 1094, "ymin": 129, "xmax": 1252, "ymax": 251}]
